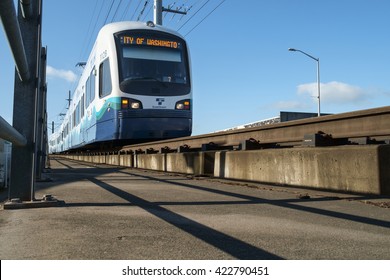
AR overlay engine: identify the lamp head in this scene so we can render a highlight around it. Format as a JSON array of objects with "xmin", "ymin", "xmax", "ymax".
[{"xmin": 288, "ymin": 48, "xmax": 297, "ymax": 52}]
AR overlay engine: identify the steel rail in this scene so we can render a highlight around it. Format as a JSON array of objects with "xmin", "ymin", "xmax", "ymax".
[{"xmin": 119, "ymin": 106, "xmax": 390, "ymax": 153}]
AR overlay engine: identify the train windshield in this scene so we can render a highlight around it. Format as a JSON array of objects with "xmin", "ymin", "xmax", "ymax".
[{"xmin": 115, "ymin": 31, "xmax": 190, "ymax": 96}]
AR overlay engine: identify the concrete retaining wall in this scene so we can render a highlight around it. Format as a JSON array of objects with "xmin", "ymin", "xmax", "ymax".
[
  {"xmin": 134, "ymin": 152, "xmax": 215, "ymax": 175},
  {"xmin": 59, "ymin": 144, "xmax": 390, "ymax": 195},
  {"xmin": 214, "ymin": 145, "xmax": 390, "ymax": 195},
  {"xmin": 69, "ymin": 152, "xmax": 214, "ymax": 175}
]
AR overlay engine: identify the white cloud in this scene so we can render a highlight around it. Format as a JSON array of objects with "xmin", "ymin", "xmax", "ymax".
[
  {"xmin": 46, "ymin": 65, "xmax": 78, "ymax": 83},
  {"xmin": 297, "ymin": 81, "xmax": 368, "ymax": 105}
]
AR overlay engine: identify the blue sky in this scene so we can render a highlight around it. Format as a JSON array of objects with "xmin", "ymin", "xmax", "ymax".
[{"xmin": 1, "ymin": 0, "xmax": 389, "ymax": 136}]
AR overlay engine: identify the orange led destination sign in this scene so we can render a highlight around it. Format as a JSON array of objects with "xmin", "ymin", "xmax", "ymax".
[{"xmin": 121, "ymin": 36, "xmax": 179, "ymax": 49}]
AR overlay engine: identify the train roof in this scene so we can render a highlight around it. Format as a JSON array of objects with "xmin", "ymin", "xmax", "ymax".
[{"xmin": 97, "ymin": 21, "xmax": 186, "ymax": 40}]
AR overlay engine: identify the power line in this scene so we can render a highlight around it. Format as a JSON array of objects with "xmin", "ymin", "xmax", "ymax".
[
  {"xmin": 184, "ymin": 0, "xmax": 226, "ymax": 37},
  {"xmin": 120, "ymin": 0, "xmax": 133, "ymax": 20},
  {"xmin": 85, "ymin": 0, "xmax": 105, "ymax": 56},
  {"xmin": 131, "ymin": 0, "xmax": 143, "ymax": 21},
  {"xmin": 78, "ymin": 0, "xmax": 99, "ymax": 61},
  {"xmin": 141, "ymin": 3, "xmax": 154, "ymax": 22},
  {"xmin": 111, "ymin": 0, "xmax": 124, "ymax": 22},
  {"xmin": 103, "ymin": 0, "xmax": 116, "ymax": 25},
  {"xmin": 137, "ymin": 0, "xmax": 150, "ymax": 21},
  {"xmin": 177, "ymin": 0, "xmax": 210, "ymax": 32}
]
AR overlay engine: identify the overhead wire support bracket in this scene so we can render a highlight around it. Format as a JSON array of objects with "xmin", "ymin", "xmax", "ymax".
[
  {"xmin": 162, "ymin": 6, "xmax": 188, "ymax": 16},
  {"xmin": 154, "ymin": 0, "xmax": 187, "ymax": 25}
]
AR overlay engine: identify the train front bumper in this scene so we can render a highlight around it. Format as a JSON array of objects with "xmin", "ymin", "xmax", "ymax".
[{"xmin": 117, "ymin": 109, "xmax": 192, "ymax": 140}]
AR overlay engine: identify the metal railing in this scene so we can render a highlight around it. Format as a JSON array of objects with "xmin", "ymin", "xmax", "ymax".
[
  {"xmin": 0, "ymin": 0, "xmax": 29, "ymax": 146},
  {"xmin": 0, "ymin": 0, "xmax": 31, "ymax": 82},
  {"xmin": 0, "ymin": 116, "xmax": 27, "ymax": 147}
]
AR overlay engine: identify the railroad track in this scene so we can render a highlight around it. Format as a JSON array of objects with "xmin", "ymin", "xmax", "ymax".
[
  {"xmin": 83, "ymin": 106, "xmax": 390, "ymax": 155},
  {"xmin": 114, "ymin": 106, "xmax": 390, "ymax": 154}
]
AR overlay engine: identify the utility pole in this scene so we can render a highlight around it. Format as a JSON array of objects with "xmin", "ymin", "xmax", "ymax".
[{"xmin": 153, "ymin": 0, "xmax": 187, "ymax": 25}]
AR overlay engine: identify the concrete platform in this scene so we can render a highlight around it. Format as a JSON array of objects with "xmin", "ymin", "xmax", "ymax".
[{"xmin": 0, "ymin": 157, "xmax": 389, "ymax": 260}]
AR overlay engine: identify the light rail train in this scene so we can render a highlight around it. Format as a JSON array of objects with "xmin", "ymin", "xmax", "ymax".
[{"xmin": 49, "ymin": 21, "xmax": 192, "ymax": 153}]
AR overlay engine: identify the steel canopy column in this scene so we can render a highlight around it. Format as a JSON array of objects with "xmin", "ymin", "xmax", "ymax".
[
  {"xmin": 9, "ymin": 0, "xmax": 42, "ymax": 201},
  {"xmin": 35, "ymin": 46, "xmax": 47, "ymax": 180}
]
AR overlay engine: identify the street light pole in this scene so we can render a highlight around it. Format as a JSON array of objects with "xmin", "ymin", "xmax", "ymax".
[
  {"xmin": 288, "ymin": 48, "xmax": 321, "ymax": 117},
  {"xmin": 316, "ymin": 57, "xmax": 320, "ymax": 117}
]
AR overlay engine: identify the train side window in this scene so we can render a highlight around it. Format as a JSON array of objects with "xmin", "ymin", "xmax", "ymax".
[
  {"xmin": 99, "ymin": 59, "xmax": 112, "ymax": 98},
  {"xmin": 81, "ymin": 94, "xmax": 85, "ymax": 118},
  {"xmin": 75, "ymin": 103, "xmax": 80, "ymax": 126},
  {"xmin": 85, "ymin": 77, "xmax": 90, "ymax": 106},
  {"xmin": 90, "ymin": 67, "xmax": 96, "ymax": 102},
  {"xmin": 86, "ymin": 67, "xmax": 96, "ymax": 107}
]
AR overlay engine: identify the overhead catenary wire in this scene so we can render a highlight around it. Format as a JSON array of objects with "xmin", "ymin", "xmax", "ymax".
[
  {"xmin": 137, "ymin": 0, "xmax": 149, "ymax": 21},
  {"xmin": 84, "ymin": 0, "xmax": 105, "ymax": 58},
  {"xmin": 111, "ymin": 0, "xmax": 124, "ymax": 22},
  {"xmin": 120, "ymin": 0, "xmax": 133, "ymax": 21},
  {"xmin": 142, "ymin": 4, "xmax": 153, "ymax": 21},
  {"xmin": 177, "ymin": 0, "xmax": 210, "ymax": 31},
  {"xmin": 103, "ymin": 0, "xmax": 116, "ymax": 25},
  {"xmin": 130, "ymin": 0, "xmax": 143, "ymax": 21},
  {"xmin": 184, "ymin": 0, "xmax": 226, "ymax": 36},
  {"xmin": 77, "ymin": 0, "xmax": 99, "ymax": 61}
]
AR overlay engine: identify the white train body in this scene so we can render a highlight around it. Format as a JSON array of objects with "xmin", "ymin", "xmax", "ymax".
[{"xmin": 49, "ymin": 21, "xmax": 192, "ymax": 153}]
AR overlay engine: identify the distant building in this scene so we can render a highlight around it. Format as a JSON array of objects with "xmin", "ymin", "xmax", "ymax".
[{"xmin": 219, "ymin": 111, "xmax": 331, "ymax": 132}]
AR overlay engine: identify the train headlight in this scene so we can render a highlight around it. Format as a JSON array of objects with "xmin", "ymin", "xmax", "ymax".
[
  {"xmin": 131, "ymin": 102, "xmax": 140, "ymax": 109},
  {"xmin": 175, "ymin": 99, "xmax": 191, "ymax": 110},
  {"xmin": 121, "ymin": 98, "xmax": 142, "ymax": 109}
]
